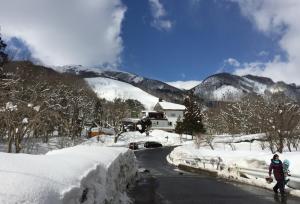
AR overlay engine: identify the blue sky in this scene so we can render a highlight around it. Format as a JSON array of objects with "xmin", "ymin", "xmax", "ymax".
[
  {"xmin": 1, "ymin": 0, "xmax": 299, "ymax": 84},
  {"xmin": 120, "ymin": 0, "xmax": 283, "ymax": 81}
]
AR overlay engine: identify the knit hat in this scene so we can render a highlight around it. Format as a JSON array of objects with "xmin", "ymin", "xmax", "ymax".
[{"xmin": 283, "ymin": 159, "xmax": 290, "ymax": 167}]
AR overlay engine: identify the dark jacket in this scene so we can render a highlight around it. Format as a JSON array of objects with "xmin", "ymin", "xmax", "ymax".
[{"xmin": 269, "ymin": 159, "xmax": 284, "ymax": 181}]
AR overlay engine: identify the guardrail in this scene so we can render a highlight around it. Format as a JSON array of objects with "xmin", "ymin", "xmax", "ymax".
[
  {"xmin": 175, "ymin": 156, "xmax": 225, "ymax": 172},
  {"xmin": 172, "ymin": 156, "xmax": 300, "ymax": 190}
]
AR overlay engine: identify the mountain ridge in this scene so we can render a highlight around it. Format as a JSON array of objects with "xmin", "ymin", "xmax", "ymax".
[
  {"xmin": 54, "ymin": 65, "xmax": 300, "ymax": 103},
  {"xmin": 56, "ymin": 65, "xmax": 187, "ymax": 104}
]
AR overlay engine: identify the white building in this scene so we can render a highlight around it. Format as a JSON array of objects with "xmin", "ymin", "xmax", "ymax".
[
  {"xmin": 141, "ymin": 111, "xmax": 173, "ymax": 131},
  {"xmin": 154, "ymin": 101, "xmax": 185, "ymax": 130},
  {"xmin": 141, "ymin": 100, "xmax": 185, "ymax": 132}
]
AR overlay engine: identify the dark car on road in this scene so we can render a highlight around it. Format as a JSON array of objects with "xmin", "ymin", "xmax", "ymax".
[
  {"xmin": 144, "ymin": 141, "xmax": 162, "ymax": 148},
  {"xmin": 129, "ymin": 142, "xmax": 139, "ymax": 150}
]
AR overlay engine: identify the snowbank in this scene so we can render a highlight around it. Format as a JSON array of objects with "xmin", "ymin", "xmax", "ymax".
[
  {"xmin": 168, "ymin": 134, "xmax": 300, "ymax": 196},
  {"xmin": 0, "ymin": 144, "xmax": 137, "ymax": 204},
  {"xmin": 170, "ymin": 142, "xmax": 300, "ymax": 177}
]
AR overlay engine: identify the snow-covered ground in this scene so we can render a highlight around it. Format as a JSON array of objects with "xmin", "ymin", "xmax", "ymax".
[
  {"xmin": 94, "ymin": 129, "xmax": 300, "ymax": 195},
  {"xmin": 3, "ymin": 128, "xmax": 300, "ymax": 203},
  {"xmin": 86, "ymin": 130, "xmax": 194, "ymax": 148},
  {"xmin": 168, "ymin": 133, "xmax": 300, "ymax": 195},
  {"xmin": 0, "ymin": 144, "xmax": 137, "ymax": 204},
  {"xmin": 85, "ymin": 77, "xmax": 158, "ymax": 110}
]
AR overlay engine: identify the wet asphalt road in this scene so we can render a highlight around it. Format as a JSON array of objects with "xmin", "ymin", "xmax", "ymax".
[{"xmin": 128, "ymin": 146, "xmax": 300, "ymax": 204}]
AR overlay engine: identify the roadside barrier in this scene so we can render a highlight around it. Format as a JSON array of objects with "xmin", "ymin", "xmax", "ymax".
[{"xmin": 169, "ymin": 155, "xmax": 300, "ymax": 190}]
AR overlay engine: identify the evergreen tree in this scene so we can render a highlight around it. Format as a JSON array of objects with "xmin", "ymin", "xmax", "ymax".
[
  {"xmin": 181, "ymin": 94, "xmax": 205, "ymax": 139},
  {"xmin": 175, "ymin": 116, "xmax": 184, "ymax": 135},
  {"xmin": 0, "ymin": 33, "xmax": 8, "ymax": 67}
]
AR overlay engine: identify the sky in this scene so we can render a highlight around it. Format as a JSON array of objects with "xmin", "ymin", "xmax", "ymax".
[{"xmin": 0, "ymin": 0, "xmax": 300, "ymax": 84}]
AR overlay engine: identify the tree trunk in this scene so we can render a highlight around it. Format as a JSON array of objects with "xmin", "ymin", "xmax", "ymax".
[
  {"xmin": 278, "ymin": 134, "xmax": 284, "ymax": 153},
  {"xmin": 287, "ymin": 140, "xmax": 292, "ymax": 152},
  {"xmin": 15, "ymin": 137, "xmax": 21, "ymax": 153},
  {"xmin": 114, "ymin": 131, "xmax": 124, "ymax": 143},
  {"xmin": 8, "ymin": 136, "xmax": 13, "ymax": 153}
]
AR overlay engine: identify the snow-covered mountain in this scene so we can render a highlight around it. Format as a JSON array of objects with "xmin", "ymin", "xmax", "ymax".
[
  {"xmin": 193, "ymin": 73, "xmax": 300, "ymax": 101},
  {"xmin": 58, "ymin": 65, "xmax": 187, "ymax": 104},
  {"xmin": 55, "ymin": 66, "xmax": 300, "ymax": 103},
  {"xmin": 85, "ymin": 77, "xmax": 159, "ymax": 110}
]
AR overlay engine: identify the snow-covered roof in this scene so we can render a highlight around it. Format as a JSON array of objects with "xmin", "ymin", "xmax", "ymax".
[{"xmin": 158, "ymin": 101, "xmax": 185, "ymax": 110}]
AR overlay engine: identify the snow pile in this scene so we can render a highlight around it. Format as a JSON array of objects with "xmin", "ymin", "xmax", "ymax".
[
  {"xmin": 0, "ymin": 145, "xmax": 137, "ymax": 204},
  {"xmin": 85, "ymin": 77, "xmax": 158, "ymax": 110}
]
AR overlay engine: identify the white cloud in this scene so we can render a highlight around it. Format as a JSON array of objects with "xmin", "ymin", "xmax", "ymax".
[
  {"xmin": 229, "ymin": 0, "xmax": 300, "ymax": 84},
  {"xmin": 225, "ymin": 58, "xmax": 241, "ymax": 67},
  {"xmin": 217, "ymin": 57, "xmax": 240, "ymax": 73},
  {"xmin": 0, "ymin": 0, "xmax": 126, "ymax": 67},
  {"xmin": 149, "ymin": 0, "xmax": 173, "ymax": 31},
  {"xmin": 258, "ymin": 50, "xmax": 269, "ymax": 56}
]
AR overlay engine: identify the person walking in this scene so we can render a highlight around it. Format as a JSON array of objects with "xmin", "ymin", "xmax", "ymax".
[{"xmin": 268, "ymin": 154, "xmax": 285, "ymax": 196}]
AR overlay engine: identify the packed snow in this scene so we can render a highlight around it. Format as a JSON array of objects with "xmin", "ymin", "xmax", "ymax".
[
  {"xmin": 0, "ymin": 144, "xmax": 137, "ymax": 204},
  {"xmin": 85, "ymin": 77, "xmax": 158, "ymax": 110},
  {"xmin": 165, "ymin": 80, "xmax": 201, "ymax": 90}
]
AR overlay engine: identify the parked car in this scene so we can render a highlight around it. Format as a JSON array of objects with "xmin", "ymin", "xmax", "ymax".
[
  {"xmin": 129, "ymin": 142, "xmax": 139, "ymax": 150},
  {"xmin": 144, "ymin": 141, "xmax": 162, "ymax": 148}
]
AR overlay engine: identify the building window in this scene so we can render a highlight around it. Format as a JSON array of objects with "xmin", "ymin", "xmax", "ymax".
[
  {"xmin": 168, "ymin": 122, "xmax": 172, "ymax": 126},
  {"xmin": 170, "ymin": 113, "xmax": 176, "ymax": 117}
]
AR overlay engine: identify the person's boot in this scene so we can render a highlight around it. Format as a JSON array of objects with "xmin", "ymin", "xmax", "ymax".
[
  {"xmin": 273, "ymin": 194, "xmax": 279, "ymax": 202},
  {"xmin": 273, "ymin": 187, "xmax": 278, "ymax": 194}
]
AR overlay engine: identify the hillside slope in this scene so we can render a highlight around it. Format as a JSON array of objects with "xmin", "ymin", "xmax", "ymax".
[
  {"xmin": 85, "ymin": 77, "xmax": 159, "ymax": 110},
  {"xmin": 58, "ymin": 66, "xmax": 187, "ymax": 104}
]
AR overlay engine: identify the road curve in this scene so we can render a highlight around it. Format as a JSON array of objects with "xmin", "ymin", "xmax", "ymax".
[{"xmin": 128, "ymin": 146, "xmax": 300, "ymax": 204}]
